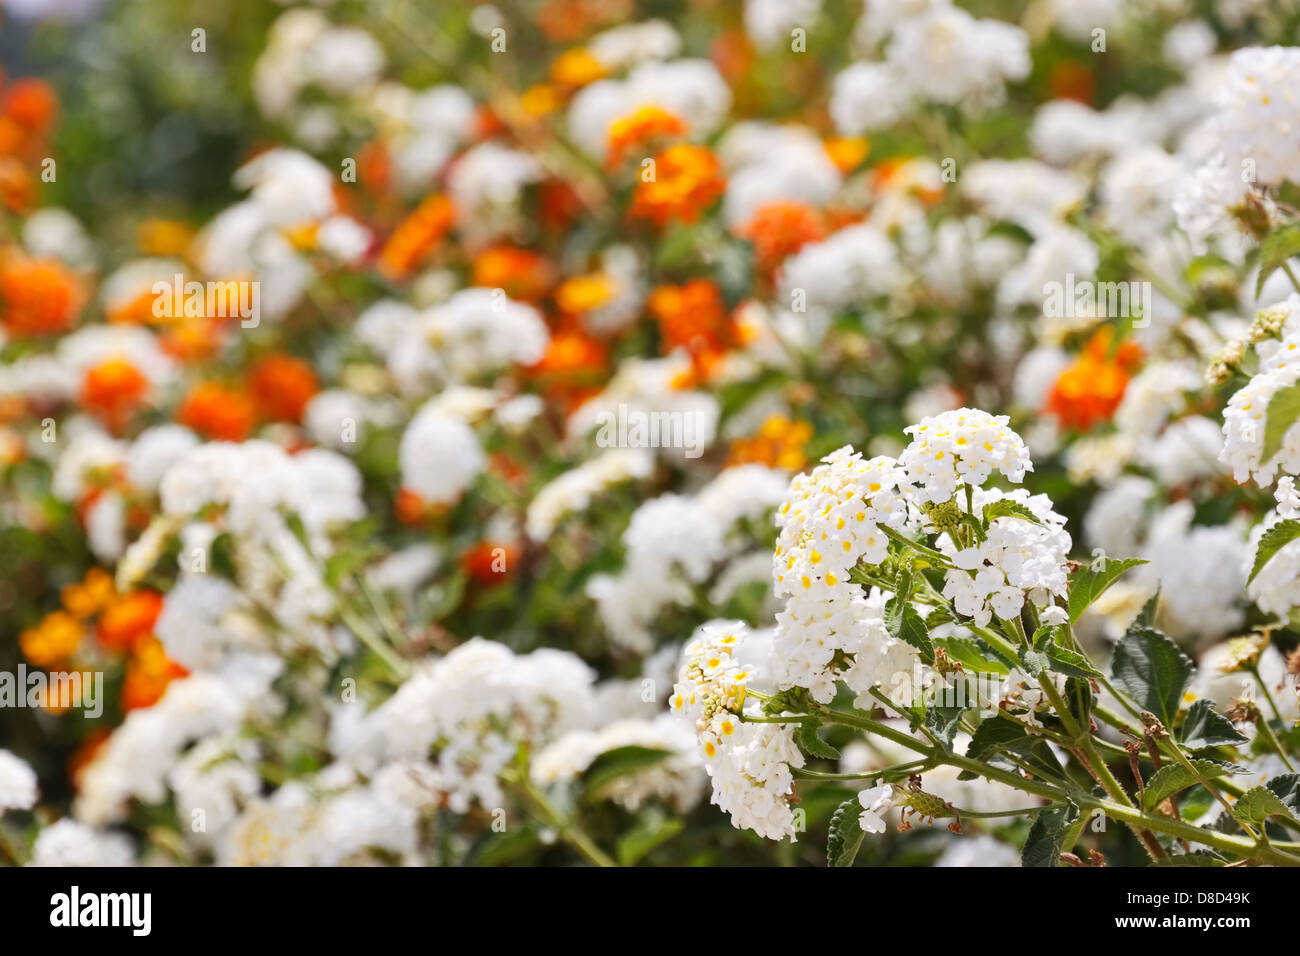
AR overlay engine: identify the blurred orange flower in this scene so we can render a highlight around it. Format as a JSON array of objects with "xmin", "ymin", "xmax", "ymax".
[
  {"xmin": 735, "ymin": 201, "xmax": 826, "ymax": 274},
  {"xmin": 96, "ymin": 590, "xmax": 164, "ymax": 653},
  {"xmin": 472, "ymin": 246, "xmax": 554, "ymax": 301},
  {"xmin": 0, "ymin": 255, "xmax": 83, "ymax": 336},
  {"xmin": 248, "ymin": 353, "xmax": 319, "ymax": 424},
  {"xmin": 176, "ymin": 381, "xmax": 257, "ymax": 441},
  {"xmin": 378, "ymin": 193, "xmax": 454, "ymax": 280},
  {"xmin": 122, "ymin": 635, "xmax": 188, "ymax": 711},
  {"xmin": 631, "ymin": 144, "xmax": 725, "ymax": 227},
  {"xmin": 727, "ymin": 415, "xmax": 814, "ymax": 471},
  {"xmin": 607, "ymin": 106, "xmax": 687, "ymax": 169},
  {"xmin": 1045, "ymin": 328, "xmax": 1143, "ymax": 431},
  {"xmin": 20, "ymin": 611, "xmax": 83, "ymax": 668}
]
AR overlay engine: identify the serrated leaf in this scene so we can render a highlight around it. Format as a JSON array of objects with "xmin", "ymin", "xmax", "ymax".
[
  {"xmin": 1068, "ymin": 557, "xmax": 1146, "ymax": 622},
  {"xmin": 1255, "ymin": 221, "xmax": 1300, "ymax": 296},
  {"xmin": 827, "ymin": 798, "xmax": 865, "ymax": 867},
  {"xmin": 799, "ymin": 720, "xmax": 840, "ymax": 759},
  {"xmin": 1178, "ymin": 699, "xmax": 1249, "ymax": 749},
  {"xmin": 1248, "ymin": 519, "xmax": 1300, "ymax": 584},
  {"xmin": 1019, "ymin": 646, "xmax": 1049, "ymax": 677},
  {"xmin": 1266, "ymin": 773, "xmax": 1300, "ymax": 815},
  {"xmin": 984, "ymin": 499, "xmax": 1044, "ymax": 527},
  {"xmin": 1110, "ymin": 624, "xmax": 1194, "ymax": 728},
  {"xmin": 1021, "ymin": 802, "xmax": 1079, "ymax": 867},
  {"xmin": 582, "ymin": 746, "xmax": 671, "ymax": 795},
  {"xmin": 1142, "ymin": 759, "xmax": 1233, "ymax": 811},
  {"xmin": 925, "ymin": 705, "xmax": 965, "ymax": 750},
  {"xmin": 885, "ymin": 594, "xmax": 934, "ymax": 664},
  {"xmin": 1030, "ymin": 624, "xmax": 1057, "ymax": 649},
  {"xmin": 1044, "ymin": 640, "xmax": 1104, "ymax": 679},
  {"xmin": 1261, "ymin": 381, "xmax": 1300, "ymax": 467},
  {"xmin": 1233, "ymin": 785, "xmax": 1300, "ymax": 828}
]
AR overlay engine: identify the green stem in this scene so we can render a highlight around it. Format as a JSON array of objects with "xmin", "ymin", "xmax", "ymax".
[
  {"xmin": 514, "ymin": 775, "xmax": 617, "ymax": 868},
  {"xmin": 881, "ymin": 525, "xmax": 952, "ymax": 567},
  {"xmin": 338, "ymin": 606, "xmax": 412, "ymax": 680}
]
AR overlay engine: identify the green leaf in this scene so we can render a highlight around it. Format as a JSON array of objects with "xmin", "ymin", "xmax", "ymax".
[
  {"xmin": 1109, "ymin": 624, "xmax": 1194, "ymax": 728},
  {"xmin": 1260, "ymin": 381, "xmax": 1300, "ymax": 467},
  {"xmin": 925, "ymin": 705, "xmax": 965, "ymax": 750},
  {"xmin": 1030, "ymin": 624, "xmax": 1057, "ymax": 649},
  {"xmin": 827, "ymin": 798, "xmax": 865, "ymax": 867},
  {"xmin": 1142, "ymin": 759, "xmax": 1234, "ymax": 812},
  {"xmin": 1068, "ymin": 557, "xmax": 1146, "ymax": 623},
  {"xmin": 967, "ymin": 716, "xmax": 1064, "ymax": 780},
  {"xmin": 1044, "ymin": 640, "xmax": 1104, "ymax": 679},
  {"xmin": 616, "ymin": 810, "xmax": 685, "ymax": 866},
  {"xmin": 1233, "ymin": 785, "xmax": 1300, "ymax": 829},
  {"xmin": 1266, "ymin": 773, "xmax": 1300, "ymax": 816},
  {"xmin": 1021, "ymin": 802, "xmax": 1079, "ymax": 868},
  {"xmin": 469, "ymin": 826, "xmax": 543, "ymax": 866},
  {"xmin": 1247, "ymin": 519, "xmax": 1300, "ymax": 585},
  {"xmin": 1019, "ymin": 646, "xmax": 1049, "ymax": 677},
  {"xmin": 933, "ymin": 636, "xmax": 1010, "ymax": 675},
  {"xmin": 1178, "ymin": 699, "xmax": 1249, "ymax": 749},
  {"xmin": 799, "ymin": 720, "xmax": 840, "ymax": 759},
  {"xmin": 983, "ymin": 499, "xmax": 1044, "ymax": 527},
  {"xmin": 1255, "ymin": 221, "xmax": 1300, "ymax": 296},
  {"xmin": 1065, "ymin": 676, "xmax": 1095, "ymax": 729},
  {"xmin": 885, "ymin": 595, "xmax": 934, "ymax": 664},
  {"xmin": 581, "ymin": 746, "xmax": 671, "ymax": 796}
]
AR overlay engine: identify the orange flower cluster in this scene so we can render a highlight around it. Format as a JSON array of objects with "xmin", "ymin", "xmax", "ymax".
[
  {"xmin": 176, "ymin": 381, "xmax": 259, "ymax": 441},
  {"xmin": 631, "ymin": 144, "xmax": 725, "ymax": 227},
  {"xmin": 735, "ymin": 201, "xmax": 826, "ymax": 275},
  {"xmin": 472, "ymin": 246, "xmax": 555, "ymax": 301},
  {"xmin": 1044, "ymin": 327, "xmax": 1143, "ymax": 431},
  {"xmin": 0, "ymin": 252, "xmax": 84, "ymax": 337},
  {"xmin": 606, "ymin": 106, "xmax": 687, "ymax": 169},
  {"xmin": 81, "ymin": 358, "xmax": 150, "ymax": 433},
  {"xmin": 726, "ymin": 415, "xmax": 814, "ymax": 471},
  {"xmin": 247, "ymin": 353, "xmax": 319, "ymax": 424},
  {"xmin": 378, "ymin": 193, "xmax": 455, "ymax": 279},
  {"xmin": 22, "ymin": 569, "xmax": 186, "ymax": 711},
  {"xmin": 0, "ymin": 74, "xmax": 57, "ymax": 213},
  {"xmin": 461, "ymin": 541, "xmax": 521, "ymax": 584},
  {"xmin": 647, "ymin": 278, "xmax": 740, "ymax": 382},
  {"xmin": 176, "ymin": 352, "xmax": 319, "ymax": 439}
]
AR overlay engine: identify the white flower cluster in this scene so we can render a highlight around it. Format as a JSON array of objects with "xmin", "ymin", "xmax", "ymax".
[
  {"xmin": 1247, "ymin": 500, "xmax": 1300, "ymax": 619},
  {"xmin": 0, "ymin": 749, "xmax": 38, "ymax": 813},
  {"xmin": 772, "ymin": 448, "xmax": 910, "ymax": 701},
  {"xmin": 938, "ymin": 488, "xmax": 1071, "ymax": 628},
  {"xmin": 588, "ymin": 464, "xmax": 788, "ymax": 652},
  {"xmin": 669, "ymin": 621, "xmax": 805, "ymax": 840},
  {"xmin": 532, "ymin": 715, "xmax": 705, "ymax": 813},
  {"xmin": 398, "ymin": 403, "xmax": 485, "ymax": 506},
  {"xmin": 386, "ymin": 288, "xmax": 549, "ymax": 393},
  {"xmin": 1220, "ymin": 336, "xmax": 1300, "ymax": 485},
  {"xmin": 526, "ymin": 448, "xmax": 654, "ymax": 541},
  {"xmin": 360, "ymin": 638, "xmax": 597, "ymax": 813},
  {"xmin": 901, "ymin": 408, "xmax": 1033, "ymax": 504},
  {"xmin": 832, "ymin": 1, "xmax": 1030, "ymax": 132}
]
